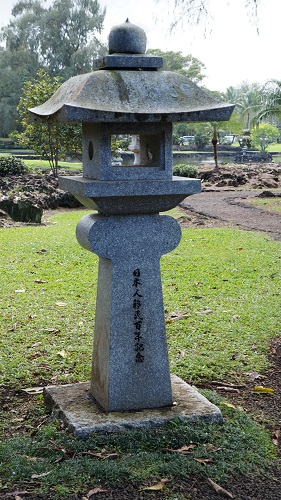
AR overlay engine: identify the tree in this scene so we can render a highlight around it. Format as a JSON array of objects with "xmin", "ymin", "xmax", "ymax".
[
  {"xmin": 1, "ymin": 0, "xmax": 106, "ymax": 79},
  {"xmin": 0, "ymin": 0, "xmax": 106, "ymax": 135},
  {"xmin": 250, "ymin": 122, "xmax": 279, "ymax": 152},
  {"xmin": 147, "ymin": 49, "xmax": 206, "ymax": 83},
  {"xmin": 225, "ymin": 82, "xmax": 263, "ymax": 129},
  {"xmin": 219, "ymin": 82, "xmax": 266, "ymax": 143},
  {"xmin": 38, "ymin": 0, "xmax": 106, "ymax": 78},
  {"xmin": 0, "ymin": 44, "xmax": 39, "ymax": 136},
  {"xmin": 166, "ymin": 0, "xmax": 261, "ymax": 31},
  {"xmin": 236, "ymin": 83, "xmax": 263, "ymax": 129},
  {"xmin": 194, "ymin": 129, "xmax": 210, "ymax": 149},
  {"xmin": 14, "ymin": 69, "xmax": 82, "ymax": 175},
  {"xmin": 256, "ymin": 80, "xmax": 281, "ymax": 123}
]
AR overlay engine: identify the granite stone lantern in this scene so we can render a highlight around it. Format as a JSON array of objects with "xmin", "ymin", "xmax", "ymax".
[{"xmin": 29, "ymin": 20, "xmax": 234, "ymax": 435}]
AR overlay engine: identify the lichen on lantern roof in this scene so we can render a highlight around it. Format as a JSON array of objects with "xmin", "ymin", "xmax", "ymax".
[
  {"xmin": 29, "ymin": 69, "xmax": 234, "ymax": 123},
  {"xmin": 29, "ymin": 19, "xmax": 234, "ymax": 124}
]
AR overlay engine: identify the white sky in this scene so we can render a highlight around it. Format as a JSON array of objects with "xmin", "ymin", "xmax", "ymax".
[{"xmin": 1, "ymin": 0, "xmax": 280, "ymax": 91}]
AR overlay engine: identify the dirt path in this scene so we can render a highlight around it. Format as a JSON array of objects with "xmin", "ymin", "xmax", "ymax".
[{"xmin": 180, "ymin": 189, "xmax": 281, "ymax": 241}]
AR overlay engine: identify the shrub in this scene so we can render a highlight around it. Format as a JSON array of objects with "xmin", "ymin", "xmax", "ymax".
[
  {"xmin": 250, "ymin": 123, "xmax": 280, "ymax": 153},
  {"xmin": 173, "ymin": 164, "xmax": 198, "ymax": 178},
  {"xmin": 194, "ymin": 132, "xmax": 210, "ymax": 150},
  {"xmin": 0, "ymin": 155, "xmax": 28, "ymax": 177}
]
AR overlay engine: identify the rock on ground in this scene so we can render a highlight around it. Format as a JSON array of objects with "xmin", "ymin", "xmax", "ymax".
[{"xmin": 0, "ymin": 171, "xmax": 81, "ymax": 223}]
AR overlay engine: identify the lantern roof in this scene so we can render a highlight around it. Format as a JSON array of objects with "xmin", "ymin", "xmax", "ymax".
[{"xmin": 29, "ymin": 20, "xmax": 234, "ymax": 123}]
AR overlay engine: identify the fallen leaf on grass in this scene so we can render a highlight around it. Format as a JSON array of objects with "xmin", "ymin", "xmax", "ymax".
[
  {"xmin": 197, "ymin": 309, "xmax": 213, "ymax": 315},
  {"xmin": 141, "ymin": 478, "xmax": 169, "ymax": 491},
  {"xmin": 272, "ymin": 430, "xmax": 280, "ymax": 446},
  {"xmin": 24, "ymin": 424, "xmax": 36, "ymax": 431},
  {"xmin": 57, "ymin": 350, "xmax": 67, "ymax": 358},
  {"xmin": 22, "ymin": 387, "xmax": 44, "ymax": 395},
  {"xmin": 37, "ymin": 363, "xmax": 51, "ymax": 370},
  {"xmin": 216, "ymin": 386, "xmax": 240, "ymax": 394},
  {"xmin": 29, "ymin": 342, "xmax": 42, "ymax": 348},
  {"xmin": 7, "ymin": 323, "xmax": 18, "ymax": 332},
  {"xmin": 81, "ymin": 449, "xmax": 118, "ymax": 460},
  {"xmin": 27, "ymin": 352, "xmax": 42, "ymax": 359},
  {"xmin": 163, "ymin": 444, "xmax": 196, "ymax": 455},
  {"xmin": 252, "ymin": 386, "xmax": 274, "ymax": 394},
  {"xmin": 247, "ymin": 372, "xmax": 267, "ymax": 382},
  {"xmin": 163, "ymin": 444, "xmax": 196, "ymax": 454},
  {"xmin": 34, "ymin": 279, "xmax": 47, "ymax": 284},
  {"xmin": 48, "ymin": 443, "xmax": 118, "ymax": 461},
  {"xmin": 211, "ymin": 381, "xmax": 246, "ymax": 389},
  {"xmin": 86, "ymin": 488, "xmax": 108, "ymax": 497},
  {"xmin": 207, "ymin": 478, "xmax": 234, "ymax": 498},
  {"xmin": 31, "ymin": 470, "xmax": 53, "ymax": 479},
  {"xmin": 43, "ymin": 327, "xmax": 60, "ymax": 333},
  {"xmin": 165, "ymin": 311, "xmax": 189, "ymax": 323},
  {"xmin": 220, "ymin": 402, "xmax": 236, "ymax": 409},
  {"xmin": 24, "ymin": 454, "xmax": 43, "ymax": 461},
  {"xmin": 194, "ymin": 457, "xmax": 214, "ymax": 465}
]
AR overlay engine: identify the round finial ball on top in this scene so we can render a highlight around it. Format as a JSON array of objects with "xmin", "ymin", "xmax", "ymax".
[{"xmin": 108, "ymin": 19, "xmax": 147, "ymax": 54}]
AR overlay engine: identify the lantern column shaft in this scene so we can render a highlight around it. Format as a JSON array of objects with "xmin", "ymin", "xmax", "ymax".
[{"xmin": 77, "ymin": 212, "xmax": 182, "ymax": 412}]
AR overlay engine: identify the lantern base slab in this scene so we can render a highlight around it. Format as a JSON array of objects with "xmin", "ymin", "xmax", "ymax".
[{"xmin": 43, "ymin": 374, "xmax": 222, "ymax": 437}]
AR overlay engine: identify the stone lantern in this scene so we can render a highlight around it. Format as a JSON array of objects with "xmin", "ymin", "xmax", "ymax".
[{"xmin": 29, "ymin": 21, "xmax": 234, "ymax": 435}]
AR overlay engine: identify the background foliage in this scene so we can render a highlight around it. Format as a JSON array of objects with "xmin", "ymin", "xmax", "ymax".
[
  {"xmin": 0, "ymin": 0, "xmax": 106, "ymax": 136},
  {"xmin": 14, "ymin": 69, "xmax": 82, "ymax": 175}
]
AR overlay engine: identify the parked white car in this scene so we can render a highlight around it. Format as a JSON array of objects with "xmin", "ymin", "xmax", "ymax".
[{"xmin": 179, "ymin": 135, "xmax": 195, "ymax": 144}]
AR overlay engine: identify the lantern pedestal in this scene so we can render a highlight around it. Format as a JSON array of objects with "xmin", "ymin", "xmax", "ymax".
[
  {"xmin": 76, "ymin": 213, "xmax": 181, "ymax": 411},
  {"xmin": 43, "ymin": 204, "xmax": 223, "ymax": 429},
  {"xmin": 44, "ymin": 375, "xmax": 223, "ymax": 437}
]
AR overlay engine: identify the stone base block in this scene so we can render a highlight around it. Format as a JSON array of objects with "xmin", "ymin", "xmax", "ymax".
[{"xmin": 43, "ymin": 374, "xmax": 222, "ymax": 438}]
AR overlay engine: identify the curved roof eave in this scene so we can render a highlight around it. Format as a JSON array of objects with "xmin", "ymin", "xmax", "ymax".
[{"xmin": 29, "ymin": 70, "xmax": 235, "ymax": 123}]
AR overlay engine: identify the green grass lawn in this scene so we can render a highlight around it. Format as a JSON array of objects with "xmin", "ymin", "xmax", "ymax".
[
  {"xmin": 227, "ymin": 142, "xmax": 281, "ymax": 154},
  {"xmin": 0, "ymin": 155, "xmax": 82, "ymax": 172},
  {"xmin": 24, "ymin": 158, "xmax": 82, "ymax": 172},
  {"xmin": 250, "ymin": 197, "xmax": 281, "ymax": 213},
  {"xmin": 267, "ymin": 143, "xmax": 281, "ymax": 152},
  {"xmin": 0, "ymin": 211, "xmax": 280, "ymax": 497},
  {"xmin": 1, "ymin": 211, "xmax": 280, "ymax": 386}
]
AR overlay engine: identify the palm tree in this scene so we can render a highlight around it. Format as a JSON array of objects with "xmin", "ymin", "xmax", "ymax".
[
  {"xmin": 234, "ymin": 83, "xmax": 263, "ymax": 129},
  {"xmin": 256, "ymin": 80, "xmax": 281, "ymax": 123}
]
